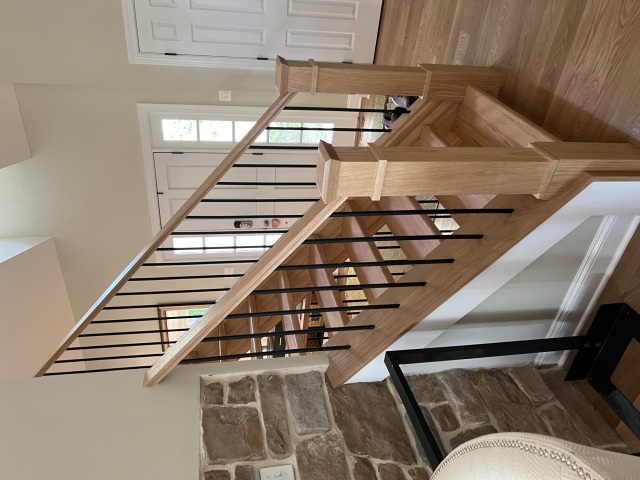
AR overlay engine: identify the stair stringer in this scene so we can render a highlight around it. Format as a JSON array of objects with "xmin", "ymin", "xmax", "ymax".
[{"xmin": 323, "ymin": 173, "xmax": 614, "ymax": 387}]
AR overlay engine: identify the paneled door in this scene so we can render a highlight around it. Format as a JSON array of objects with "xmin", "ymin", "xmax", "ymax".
[
  {"xmin": 154, "ymin": 151, "xmax": 319, "ymax": 259},
  {"xmin": 133, "ymin": 0, "xmax": 382, "ymax": 63}
]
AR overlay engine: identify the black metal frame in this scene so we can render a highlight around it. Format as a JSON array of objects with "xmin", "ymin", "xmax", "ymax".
[{"xmin": 385, "ymin": 303, "xmax": 640, "ymax": 470}]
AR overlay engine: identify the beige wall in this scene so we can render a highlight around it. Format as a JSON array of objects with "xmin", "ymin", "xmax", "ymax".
[
  {"xmin": 0, "ymin": 83, "xmax": 31, "ymax": 168},
  {"xmin": 0, "ymin": 238, "xmax": 78, "ymax": 379},
  {"xmin": 0, "ymin": 354, "xmax": 327, "ymax": 480},
  {"xmin": 0, "ymin": 0, "xmax": 345, "ymax": 321}
]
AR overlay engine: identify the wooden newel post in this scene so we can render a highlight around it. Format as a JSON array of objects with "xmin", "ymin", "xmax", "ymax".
[
  {"xmin": 316, "ymin": 141, "xmax": 551, "ymax": 201},
  {"xmin": 316, "ymin": 141, "xmax": 640, "ymax": 202},
  {"xmin": 276, "ymin": 56, "xmax": 502, "ymax": 100}
]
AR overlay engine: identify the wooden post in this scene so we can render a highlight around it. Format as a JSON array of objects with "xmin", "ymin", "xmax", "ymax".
[
  {"xmin": 317, "ymin": 142, "xmax": 549, "ymax": 200},
  {"xmin": 276, "ymin": 57, "xmax": 501, "ymax": 99}
]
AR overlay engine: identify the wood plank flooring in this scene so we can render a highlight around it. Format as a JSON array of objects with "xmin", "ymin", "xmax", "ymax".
[
  {"xmin": 374, "ymin": 0, "xmax": 640, "ymax": 143},
  {"xmin": 373, "ymin": 0, "xmax": 640, "ymax": 449}
]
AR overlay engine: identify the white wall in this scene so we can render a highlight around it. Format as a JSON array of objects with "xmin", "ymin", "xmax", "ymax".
[
  {"xmin": 0, "ymin": 354, "xmax": 327, "ymax": 480},
  {"xmin": 0, "ymin": 0, "xmax": 347, "ymax": 322},
  {"xmin": 0, "ymin": 83, "xmax": 31, "ymax": 168},
  {"xmin": 0, "ymin": 238, "xmax": 77, "ymax": 379}
]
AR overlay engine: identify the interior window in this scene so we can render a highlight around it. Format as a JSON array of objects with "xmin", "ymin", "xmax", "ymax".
[
  {"xmin": 162, "ymin": 119, "xmax": 197, "ymax": 141},
  {"xmin": 199, "ymin": 120, "xmax": 233, "ymax": 142}
]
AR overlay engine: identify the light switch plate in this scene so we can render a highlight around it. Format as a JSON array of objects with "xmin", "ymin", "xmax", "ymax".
[
  {"xmin": 259, "ymin": 464, "xmax": 295, "ymax": 480},
  {"xmin": 219, "ymin": 90, "xmax": 232, "ymax": 101}
]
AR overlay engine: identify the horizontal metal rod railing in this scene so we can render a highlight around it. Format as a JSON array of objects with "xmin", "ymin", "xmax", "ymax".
[
  {"xmin": 67, "ymin": 325, "xmax": 375, "ymax": 350},
  {"xmin": 182, "ymin": 345, "xmax": 351, "ymax": 364},
  {"xmin": 45, "ymin": 346, "xmax": 350, "ymax": 375},
  {"xmin": 284, "ymin": 105, "xmax": 409, "ymax": 114},
  {"xmin": 266, "ymin": 126, "xmax": 386, "ymax": 133},
  {"xmin": 224, "ymin": 303, "xmax": 399, "ymax": 320},
  {"xmin": 115, "ymin": 279, "xmax": 426, "ymax": 296},
  {"xmin": 302, "ymin": 234, "xmax": 482, "ymax": 243},
  {"xmin": 331, "ymin": 209, "xmax": 514, "ymax": 217},
  {"xmin": 277, "ymin": 258, "xmax": 454, "ymax": 270}
]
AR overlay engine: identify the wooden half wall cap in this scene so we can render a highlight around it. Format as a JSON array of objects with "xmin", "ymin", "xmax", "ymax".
[{"xmin": 368, "ymin": 143, "xmax": 388, "ymax": 201}]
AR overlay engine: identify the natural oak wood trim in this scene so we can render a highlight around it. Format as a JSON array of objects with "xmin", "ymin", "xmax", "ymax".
[
  {"xmin": 36, "ymin": 92, "xmax": 296, "ymax": 377},
  {"xmin": 368, "ymin": 143, "xmax": 387, "ymax": 201},
  {"xmin": 419, "ymin": 64, "xmax": 502, "ymax": 101},
  {"xmin": 308, "ymin": 243, "xmax": 349, "ymax": 331},
  {"xmin": 324, "ymin": 172, "xmax": 632, "ymax": 387},
  {"xmin": 143, "ymin": 197, "xmax": 347, "ymax": 386},
  {"xmin": 342, "ymin": 202, "xmax": 394, "ymax": 302},
  {"xmin": 376, "ymin": 196, "xmax": 441, "ymax": 260},
  {"xmin": 308, "ymin": 59, "xmax": 319, "ymax": 94},
  {"xmin": 533, "ymin": 142, "xmax": 640, "ymax": 197},
  {"xmin": 276, "ymin": 272, "xmax": 305, "ymax": 352},
  {"xmin": 247, "ymin": 296, "xmax": 262, "ymax": 358},
  {"xmin": 317, "ymin": 145, "xmax": 548, "ymax": 199},
  {"xmin": 462, "ymin": 86, "xmax": 560, "ymax": 147}
]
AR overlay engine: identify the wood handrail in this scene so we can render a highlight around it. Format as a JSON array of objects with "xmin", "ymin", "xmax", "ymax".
[
  {"xmin": 35, "ymin": 91, "xmax": 296, "ymax": 377},
  {"xmin": 143, "ymin": 197, "xmax": 347, "ymax": 386}
]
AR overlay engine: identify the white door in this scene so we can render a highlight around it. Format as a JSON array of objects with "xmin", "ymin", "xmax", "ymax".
[
  {"xmin": 155, "ymin": 151, "xmax": 319, "ymax": 258},
  {"xmin": 133, "ymin": 0, "xmax": 382, "ymax": 63}
]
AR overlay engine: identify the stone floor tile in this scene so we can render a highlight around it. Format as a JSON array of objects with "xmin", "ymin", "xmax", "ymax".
[
  {"xmin": 378, "ymin": 463, "xmax": 408, "ymax": 480},
  {"xmin": 507, "ymin": 365, "xmax": 554, "ymax": 406},
  {"xmin": 352, "ymin": 457, "xmax": 376, "ymax": 480},
  {"xmin": 234, "ymin": 465, "xmax": 253, "ymax": 480},
  {"xmin": 475, "ymin": 371, "xmax": 548, "ymax": 435},
  {"xmin": 429, "ymin": 404, "xmax": 459, "ymax": 432},
  {"xmin": 228, "ymin": 377, "xmax": 256, "ymax": 405},
  {"xmin": 408, "ymin": 467, "xmax": 431, "ymax": 480},
  {"xmin": 203, "ymin": 382, "xmax": 224, "ymax": 405},
  {"xmin": 539, "ymin": 403, "xmax": 591, "ymax": 445},
  {"xmin": 296, "ymin": 433, "xmax": 350, "ymax": 480},
  {"xmin": 257, "ymin": 374, "xmax": 292, "ymax": 458},
  {"xmin": 285, "ymin": 371, "xmax": 331, "ymax": 435},
  {"xmin": 204, "ymin": 470, "xmax": 230, "ymax": 480},
  {"xmin": 436, "ymin": 370, "xmax": 489, "ymax": 425},
  {"xmin": 329, "ymin": 381, "xmax": 416, "ymax": 464},
  {"xmin": 449, "ymin": 425, "xmax": 497, "ymax": 451},
  {"xmin": 406, "ymin": 374, "xmax": 446, "ymax": 405},
  {"xmin": 540, "ymin": 368, "xmax": 621, "ymax": 445},
  {"xmin": 202, "ymin": 406, "xmax": 266, "ymax": 464}
]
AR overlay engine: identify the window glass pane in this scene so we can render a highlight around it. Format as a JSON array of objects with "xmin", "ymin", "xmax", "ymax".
[
  {"xmin": 162, "ymin": 119, "xmax": 197, "ymax": 141},
  {"xmin": 302, "ymin": 123, "xmax": 334, "ymax": 144},
  {"xmin": 236, "ymin": 234, "xmax": 266, "ymax": 252},
  {"xmin": 265, "ymin": 234, "xmax": 283, "ymax": 246},
  {"xmin": 268, "ymin": 122, "xmax": 302, "ymax": 143},
  {"xmin": 199, "ymin": 120, "xmax": 233, "ymax": 142},
  {"xmin": 172, "ymin": 237, "xmax": 203, "ymax": 255},
  {"xmin": 235, "ymin": 121, "xmax": 267, "ymax": 143},
  {"xmin": 205, "ymin": 236, "xmax": 234, "ymax": 253}
]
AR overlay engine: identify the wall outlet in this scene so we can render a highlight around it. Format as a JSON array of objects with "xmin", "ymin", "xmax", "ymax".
[
  {"xmin": 219, "ymin": 90, "xmax": 232, "ymax": 101},
  {"xmin": 259, "ymin": 464, "xmax": 295, "ymax": 480},
  {"xmin": 224, "ymin": 267, "xmax": 234, "ymax": 275}
]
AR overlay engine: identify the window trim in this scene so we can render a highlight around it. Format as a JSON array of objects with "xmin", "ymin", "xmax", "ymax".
[{"xmin": 138, "ymin": 103, "xmax": 358, "ymax": 238}]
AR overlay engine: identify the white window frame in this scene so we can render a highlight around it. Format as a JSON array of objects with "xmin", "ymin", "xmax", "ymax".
[{"xmin": 137, "ymin": 103, "xmax": 358, "ymax": 262}]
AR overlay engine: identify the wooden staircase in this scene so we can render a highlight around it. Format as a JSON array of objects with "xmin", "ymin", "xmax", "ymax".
[{"xmin": 37, "ymin": 58, "xmax": 640, "ymax": 389}]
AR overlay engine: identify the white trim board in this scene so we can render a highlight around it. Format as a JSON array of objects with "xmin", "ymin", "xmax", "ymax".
[
  {"xmin": 350, "ymin": 182, "xmax": 640, "ymax": 382},
  {"xmin": 137, "ymin": 103, "xmax": 358, "ymax": 239}
]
